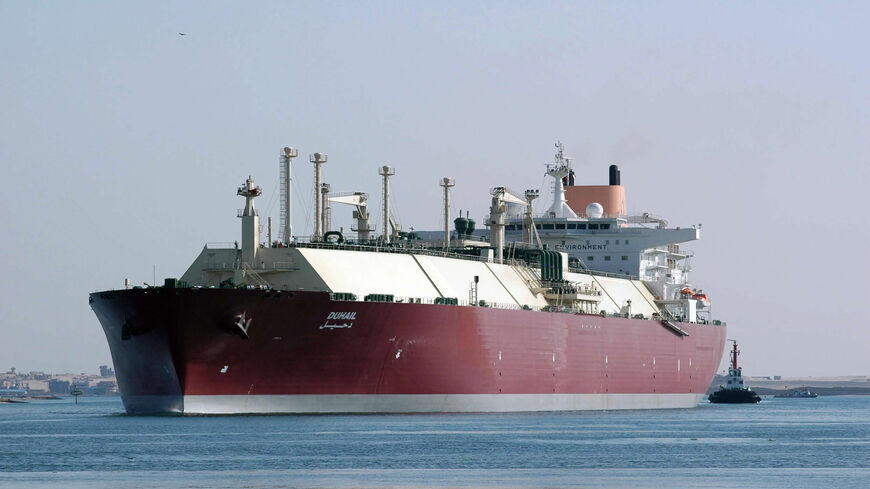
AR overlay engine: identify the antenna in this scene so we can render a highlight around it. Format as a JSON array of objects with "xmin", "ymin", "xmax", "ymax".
[
  {"xmin": 440, "ymin": 177, "xmax": 455, "ymax": 249},
  {"xmin": 727, "ymin": 339, "xmax": 739, "ymax": 370},
  {"xmin": 310, "ymin": 153, "xmax": 327, "ymax": 240},
  {"xmin": 280, "ymin": 147, "xmax": 298, "ymax": 243},
  {"xmin": 379, "ymin": 165, "xmax": 395, "ymax": 243},
  {"xmin": 545, "ymin": 141, "xmax": 578, "ymax": 219}
]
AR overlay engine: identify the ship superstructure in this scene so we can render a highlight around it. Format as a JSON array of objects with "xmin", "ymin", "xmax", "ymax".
[
  {"xmin": 498, "ymin": 143, "xmax": 707, "ymax": 324},
  {"xmin": 90, "ymin": 143, "xmax": 727, "ymax": 415}
]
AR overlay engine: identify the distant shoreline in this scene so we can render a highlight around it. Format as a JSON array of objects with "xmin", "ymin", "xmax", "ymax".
[
  {"xmin": 753, "ymin": 387, "xmax": 870, "ymax": 396},
  {"xmin": 707, "ymin": 374, "xmax": 870, "ymax": 396}
]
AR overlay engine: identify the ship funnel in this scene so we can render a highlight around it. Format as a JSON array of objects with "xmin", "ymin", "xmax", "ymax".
[
  {"xmin": 280, "ymin": 147, "xmax": 298, "ymax": 242},
  {"xmin": 609, "ymin": 164, "xmax": 621, "ymax": 186},
  {"xmin": 310, "ymin": 153, "xmax": 327, "ymax": 240}
]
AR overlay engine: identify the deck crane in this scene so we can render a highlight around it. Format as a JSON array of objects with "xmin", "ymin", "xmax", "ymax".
[
  {"xmin": 488, "ymin": 186, "xmax": 527, "ymax": 264},
  {"xmin": 328, "ymin": 192, "xmax": 375, "ymax": 242}
]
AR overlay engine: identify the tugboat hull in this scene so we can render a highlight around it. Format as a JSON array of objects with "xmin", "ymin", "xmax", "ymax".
[{"xmin": 708, "ymin": 388, "xmax": 761, "ymax": 404}]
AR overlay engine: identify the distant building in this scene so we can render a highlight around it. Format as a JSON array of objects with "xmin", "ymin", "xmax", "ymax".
[
  {"xmin": 99, "ymin": 365, "xmax": 115, "ymax": 377},
  {"xmin": 89, "ymin": 380, "xmax": 117, "ymax": 395},
  {"xmin": 0, "ymin": 387, "xmax": 27, "ymax": 397},
  {"xmin": 48, "ymin": 379, "xmax": 71, "ymax": 394},
  {"xmin": 28, "ymin": 371, "xmax": 50, "ymax": 380},
  {"xmin": 774, "ymin": 376, "xmax": 782, "ymax": 380}
]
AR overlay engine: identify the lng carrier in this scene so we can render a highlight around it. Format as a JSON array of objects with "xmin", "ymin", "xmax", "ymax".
[{"xmin": 89, "ymin": 143, "xmax": 727, "ymax": 414}]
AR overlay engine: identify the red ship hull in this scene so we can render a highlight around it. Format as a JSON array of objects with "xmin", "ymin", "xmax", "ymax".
[{"xmin": 90, "ymin": 288, "xmax": 726, "ymax": 414}]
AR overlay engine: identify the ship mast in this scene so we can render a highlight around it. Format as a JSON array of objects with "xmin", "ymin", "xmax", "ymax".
[
  {"xmin": 280, "ymin": 147, "xmax": 298, "ymax": 243},
  {"xmin": 310, "ymin": 152, "xmax": 327, "ymax": 240},
  {"xmin": 237, "ymin": 176, "xmax": 262, "ymax": 266},
  {"xmin": 730, "ymin": 339, "xmax": 739, "ymax": 370},
  {"xmin": 440, "ymin": 177, "xmax": 455, "ymax": 249},
  {"xmin": 545, "ymin": 142, "xmax": 578, "ymax": 219},
  {"xmin": 379, "ymin": 166, "xmax": 396, "ymax": 243}
]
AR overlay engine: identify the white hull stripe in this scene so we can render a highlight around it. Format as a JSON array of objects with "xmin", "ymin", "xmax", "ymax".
[{"xmin": 179, "ymin": 393, "xmax": 705, "ymax": 414}]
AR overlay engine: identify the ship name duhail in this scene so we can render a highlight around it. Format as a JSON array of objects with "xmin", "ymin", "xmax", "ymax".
[{"xmin": 320, "ymin": 311, "xmax": 357, "ymax": 329}]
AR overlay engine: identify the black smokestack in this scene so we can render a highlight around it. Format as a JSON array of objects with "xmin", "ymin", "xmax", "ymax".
[{"xmin": 609, "ymin": 164, "xmax": 620, "ymax": 186}]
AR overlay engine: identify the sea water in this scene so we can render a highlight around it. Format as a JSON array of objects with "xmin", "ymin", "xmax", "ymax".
[{"xmin": 1, "ymin": 396, "xmax": 868, "ymax": 488}]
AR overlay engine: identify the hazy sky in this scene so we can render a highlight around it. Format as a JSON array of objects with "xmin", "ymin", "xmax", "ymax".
[{"xmin": 1, "ymin": 2, "xmax": 868, "ymax": 376}]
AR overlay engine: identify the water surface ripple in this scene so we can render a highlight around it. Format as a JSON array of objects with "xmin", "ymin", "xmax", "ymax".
[{"xmin": 1, "ymin": 396, "xmax": 868, "ymax": 488}]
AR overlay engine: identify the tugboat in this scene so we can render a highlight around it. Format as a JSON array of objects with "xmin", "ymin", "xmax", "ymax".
[
  {"xmin": 774, "ymin": 387, "xmax": 819, "ymax": 398},
  {"xmin": 708, "ymin": 340, "xmax": 761, "ymax": 404}
]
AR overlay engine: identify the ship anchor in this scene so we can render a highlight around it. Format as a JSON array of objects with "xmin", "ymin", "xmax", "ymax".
[{"xmin": 233, "ymin": 312, "xmax": 252, "ymax": 340}]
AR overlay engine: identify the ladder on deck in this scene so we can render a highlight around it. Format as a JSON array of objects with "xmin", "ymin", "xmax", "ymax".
[
  {"xmin": 511, "ymin": 260, "xmax": 546, "ymax": 293},
  {"xmin": 241, "ymin": 263, "xmax": 271, "ymax": 287}
]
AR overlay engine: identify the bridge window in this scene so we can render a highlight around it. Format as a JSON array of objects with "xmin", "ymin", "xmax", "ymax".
[
  {"xmin": 567, "ymin": 223, "xmax": 577, "ymax": 229},
  {"xmin": 587, "ymin": 256, "xmax": 594, "ymax": 261},
  {"xmin": 601, "ymin": 223, "xmax": 610, "ymax": 230},
  {"xmin": 578, "ymin": 223, "xmax": 587, "ymax": 229},
  {"xmin": 535, "ymin": 224, "xmax": 542, "ymax": 230},
  {"xmin": 556, "ymin": 224, "xmax": 566, "ymax": 229},
  {"xmin": 622, "ymin": 256, "xmax": 628, "ymax": 261},
  {"xmin": 604, "ymin": 256, "xmax": 611, "ymax": 261},
  {"xmin": 588, "ymin": 223, "xmax": 599, "ymax": 230},
  {"xmin": 542, "ymin": 224, "xmax": 555, "ymax": 230}
]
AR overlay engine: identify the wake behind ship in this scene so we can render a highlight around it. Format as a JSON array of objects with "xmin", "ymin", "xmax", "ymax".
[{"xmin": 90, "ymin": 143, "xmax": 726, "ymax": 414}]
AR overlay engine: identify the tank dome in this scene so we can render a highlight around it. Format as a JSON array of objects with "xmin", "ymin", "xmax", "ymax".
[{"xmin": 586, "ymin": 202, "xmax": 604, "ymax": 218}]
